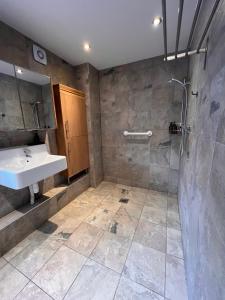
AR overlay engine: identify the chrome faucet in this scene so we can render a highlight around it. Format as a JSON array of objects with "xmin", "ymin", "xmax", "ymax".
[{"xmin": 23, "ymin": 148, "xmax": 32, "ymax": 158}]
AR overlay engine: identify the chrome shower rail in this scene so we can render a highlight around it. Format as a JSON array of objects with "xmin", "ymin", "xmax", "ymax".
[
  {"xmin": 162, "ymin": 0, "xmax": 221, "ymax": 61},
  {"xmin": 186, "ymin": 0, "xmax": 203, "ymax": 53},
  {"xmin": 162, "ymin": 0, "xmax": 167, "ymax": 60},
  {"xmin": 123, "ymin": 130, "xmax": 152, "ymax": 137},
  {"xmin": 197, "ymin": 0, "xmax": 221, "ymax": 52},
  {"xmin": 175, "ymin": 0, "xmax": 184, "ymax": 58}
]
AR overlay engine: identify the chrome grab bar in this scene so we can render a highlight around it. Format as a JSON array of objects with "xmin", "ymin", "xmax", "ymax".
[{"xmin": 123, "ymin": 130, "xmax": 152, "ymax": 137}]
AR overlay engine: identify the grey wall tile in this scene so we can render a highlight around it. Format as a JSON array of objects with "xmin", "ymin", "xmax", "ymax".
[
  {"xmin": 178, "ymin": 0, "xmax": 225, "ymax": 298},
  {"xmin": 100, "ymin": 57, "xmax": 187, "ymax": 192}
]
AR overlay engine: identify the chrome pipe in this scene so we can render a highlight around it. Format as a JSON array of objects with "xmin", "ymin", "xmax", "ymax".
[
  {"xmin": 175, "ymin": 0, "xmax": 184, "ymax": 58},
  {"xmin": 165, "ymin": 48, "xmax": 206, "ymax": 61},
  {"xmin": 186, "ymin": 0, "xmax": 203, "ymax": 52},
  {"xmin": 197, "ymin": 0, "xmax": 221, "ymax": 52},
  {"xmin": 162, "ymin": 0, "xmax": 168, "ymax": 60}
]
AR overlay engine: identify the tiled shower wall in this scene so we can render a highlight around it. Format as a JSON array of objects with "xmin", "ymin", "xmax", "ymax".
[
  {"xmin": 179, "ymin": 0, "xmax": 225, "ymax": 299},
  {"xmin": 100, "ymin": 57, "xmax": 188, "ymax": 192}
]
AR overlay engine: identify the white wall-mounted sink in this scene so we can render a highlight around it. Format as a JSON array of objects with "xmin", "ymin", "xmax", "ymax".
[{"xmin": 0, "ymin": 144, "xmax": 67, "ymax": 190}]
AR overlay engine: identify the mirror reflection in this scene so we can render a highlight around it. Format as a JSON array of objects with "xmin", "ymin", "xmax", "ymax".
[
  {"xmin": 15, "ymin": 66, "xmax": 55, "ymax": 129},
  {"xmin": 0, "ymin": 60, "xmax": 24, "ymax": 130}
]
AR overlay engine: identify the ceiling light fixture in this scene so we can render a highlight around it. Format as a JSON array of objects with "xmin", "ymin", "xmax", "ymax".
[
  {"xmin": 16, "ymin": 68, "xmax": 23, "ymax": 74},
  {"xmin": 84, "ymin": 43, "xmax": 91, "ymax": 52},
  {"xmin": 152, "ymin": 16, "xmax": 162, "ymax": 27}
]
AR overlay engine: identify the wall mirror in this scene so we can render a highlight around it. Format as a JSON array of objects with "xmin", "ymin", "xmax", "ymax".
[
  {"xmin": 0, "ymin": 60, "xmax": 24, "ymax": 130},
  {"xmin": 0, "ymin": 59, "xmax": 56, "ymax": 131},
  {"xmin": 15, "ymin": 65, "xmax": 56, "ymax": 130}
]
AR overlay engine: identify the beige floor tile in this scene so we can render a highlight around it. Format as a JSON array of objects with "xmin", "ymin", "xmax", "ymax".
[
  {"xmin": 15, "ymin": 282, "xmax": 52, "ymax": 300},
  {"xmin": 98, "ymin": 181, "xmax": 118, "ymax": 191},
  {"xmin": 167, "ymin": 210, "xmax": 181, "ymax": 230},
  {"xmin": 121, "ymin": 202, "xmax": 143, "ymax": 219},
  {"xmin": 0, "ymin": 263, "xmax": 29, "ymax": 299},
  {"xmin": 4, "ymin": 223, "xmax": 60, "ymax": 262},
  {"xmin": 65, "ymin": 222, "xmax": 103, "ymax": 256},
  {"xmin": 33, "ymin": 245, "xmax": 86, "ymax": 300},
  {"xmin": 10, "ymin": 237, "xmax": 62, "ymax": 278},
  {"xmin": 166, "ymin": 255, "xmax": 188, "ymax": 300},
  {"xmin": 90, "ymin": 231, "xmax": 131, "ymax": 273},
  {"xmin": 167, "ymin": 196, "xmax": 179, "ymax": 213},
  {"xmin": 115, "ymin": 276, "xmax": 164, "ymax": 300},
  {"xmin": 72, "ymin": 192, "xmax": 103, "ymax": 208},
  {"xmin": 48, "ymin": 210, "xmax": 68, "ymax": 226},
  {"xmin": 109, "ymin": 206, "xmax": 138, "ymax": 238},
  {"xmin": 126, "ymin": 190, "xmax": 146, "ymax": 206},
  {"xmin": 134, "ymin": 219, "xmax": 166, "ymax": 253},
  {"xmin": 116, "ymin": 183, "xmax": 133, "ymax": 191},
  {"xmin": 4, "ymin": 238, "xmax": 32, "ymax": 262},
  {"xmin": 145, "ymin": 191, "xmax": 167, "ymax": 211},
  {"xmin": 50, "ymin": 216, "xmax": 83, "ymax": 242},
  {"xmin": 0, "ymin": 257, "xmax": 7, "ymax": 270},
  {"xmin": 141, "ymin": 206, "xmax": 166, "ymax": 226},
  {"xmin": 167, "ymin": 228, "xmax": 183, "ymax": 258},
  {"xmin": 60, "ymin": 203, "xmax": 94, "ymax": 220},
  {"xmin": 64, "ymin": 259, "xmax": 120, "ymax": 300},
  {"xmin": 123, "ymin": 242, "xmax": 165, "ymax": 296},
  {"xmin": 86, "ymin": 207, "xmax": 115, "ymax": 231},
  {"xmin": 98, "ymin": 199, "xmax": 121, "ymax": 213},
  {"xmin": 1, "ymin": 183, "xmax": 186, "ymax": 300}
]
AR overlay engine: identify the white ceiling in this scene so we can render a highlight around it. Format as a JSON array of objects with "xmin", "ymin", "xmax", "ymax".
[{"xmin": 0, "ymin": 0, "xmax": 198, "ymax": 69}]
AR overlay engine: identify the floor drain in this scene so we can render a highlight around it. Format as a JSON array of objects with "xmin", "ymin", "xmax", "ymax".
[{"xmin": 119, "ymin": 198, "xmax": 129, "ymax": 203}]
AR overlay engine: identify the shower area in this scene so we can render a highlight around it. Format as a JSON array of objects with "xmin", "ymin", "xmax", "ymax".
[
  {"xmin": 100, "ymin": 57, "xmax": 189, "ymax": 194},
  {"xmin": 98, "ymin": 1, "xmax": 225, "ymax": 298}
]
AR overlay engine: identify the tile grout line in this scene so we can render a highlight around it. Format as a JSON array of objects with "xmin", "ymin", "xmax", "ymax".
[
  {"xmin": 4, "ymin": 193, "xmax": 95, "ymax": 264},
  {"xmin": 59, "ymin": 194, "xmax": 110, "ymax": 299},
  {"xmin": 61, "ymin": 252, "xmax": 89, "ymax": 300},
  {"xmin": 3, "ymin": 183, "xmax": 172, "ymax": 299},
  {"xmin": 11, "ymin": 196, "xmax": 99, "ymax": 299},
  {"xmin": 60, "ymin": 188, "xmax": 125, "ymax": 300},
  {"xmin": 7, "ymin": 260, "xmax": 54, "ymax": 300},
  {"xmin": 11, "ymin": 277, "xmax": 31, "ymax": 300},
  {"xmin": 112, "ymin": 188, "xmax": 149, "ymax": 299},
  {"xmin": 61, "ymin": 188, "xmax": 119, "ymax": 300},
  {"xmin": 15, "ymin": 279, "xmax": 54, "ymax": 300}
]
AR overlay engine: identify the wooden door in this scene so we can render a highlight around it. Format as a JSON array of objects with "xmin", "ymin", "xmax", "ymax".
[
  {"xmin": 54, "ymin": 84, "xmax": 89, "ymax": 178},
  {"xmin": 60, "ymin": 90, "xmax": 88, "ymax": 138}
]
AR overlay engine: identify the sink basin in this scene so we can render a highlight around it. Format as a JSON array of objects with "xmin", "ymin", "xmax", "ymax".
[{"xmin": 0, "ymin": 144, "xmax": 67, "ymax": 189}]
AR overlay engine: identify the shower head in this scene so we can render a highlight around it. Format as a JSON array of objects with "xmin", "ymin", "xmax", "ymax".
[
  {"xmin": 168, "ymin": 78, "xmax": 184, "ymax": 86},
  {"xmin": 168, "ymin": 78, "xmax": 190, "ymax": 87}
]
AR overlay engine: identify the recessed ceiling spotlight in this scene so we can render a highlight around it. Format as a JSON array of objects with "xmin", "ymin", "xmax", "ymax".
[
  {"xmin": 16, "ymin": 68, "xmax": 23, "ymax": 74},
  {"xmin": 152, "ymin": 16, "xmax": 162, "ymax": 27},
  {"xmin": 84, "ymin": 43, "xmax": 91, "ymax": 52}
]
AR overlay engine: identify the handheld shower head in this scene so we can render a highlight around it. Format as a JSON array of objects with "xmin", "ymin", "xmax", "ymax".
[
  {"xmin": 168, "ymin": 78, "xmax": 190, "ymax": 87},
  {"xmin": 168, "ymin": 78, "xmax": 184, "ymax": 86}
]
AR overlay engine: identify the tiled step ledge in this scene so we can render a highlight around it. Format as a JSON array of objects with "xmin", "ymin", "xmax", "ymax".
[{"xmin": 0, "ymin": 174, "xmax": 90, "ymax": 256}]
